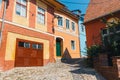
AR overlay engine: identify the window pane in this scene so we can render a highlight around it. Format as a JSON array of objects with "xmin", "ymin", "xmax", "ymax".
[
  {"xmin": 81, "ymin": 26, "xmax": 84, "ymax": 32},
  {"xmin": 41, "ymin": 15, "xmax": 45, "ymax": 24},
  {"xmin": 66, "ymin": 19, "xmax": 69, "ymax": 29},
  {"xmin": 32, "ymin": 44, "xmax": 38, "ymax": 49},
  {"xmin": 37, "ymin": 14, "xmax": 41, "ymax": 22},
  {"xmin": 71, "ymin": 41, "xmax": 75, "ymax": 50},
  {"xmin": 58, "ymin": 17, "xmax": 63, "ymax": 26},
  {"xmin": 38, "ymin": 7, "xmax": 45, "ymax": 14},
  {"xmin": 24, "ymin": 42, "xmax": 30, "ymax": 48},
  {"xmin": 38, "ymin": 44, "xmax": 42, "ymax": 49},
  {"xmin": 16, "ymin": 4, "xmax": 21, "ymax": 15},
  {"xmin": 18, "ymin": 41, "xmax": 24, "ymax": 47},
  {"xmin": 37, "ymin": 13, "xmax": 45, "ymax": 24},
  {"xmin": 21, "ymin": 0, "xmax": 26, "ymax": 6},
  {"xmin": 37, "ymin": 7, "xmax": 45, "ymax": 24},
  {"xmin": 21, "ymin": 6, "xmax": 26, "ymax": 17},
  {"xmin": 16, "ymin": 0, "xmax": 26, "ymax": 17},
  {"xmin": 72, "ymin": 22, "xmax": 75, "ymax": 31}
]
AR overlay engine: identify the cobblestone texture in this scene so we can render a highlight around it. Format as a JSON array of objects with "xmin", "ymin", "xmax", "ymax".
[{"xmin": 0, "ymin": 59, "xmax": 106, "ymax": 80}]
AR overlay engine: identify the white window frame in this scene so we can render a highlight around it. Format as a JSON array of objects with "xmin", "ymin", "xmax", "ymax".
[
  {"xmin": 71, "ymin": 40, "xmax": 76, "ymax": 50},
  {"xmin": 16, "ymin": 0, "xmax": 27, "ymax": 17},
  {"xmin": 72, "ymin": 22, "xmax": 75, "ymax": 31},
  {"xmin": 58, "ymin": 16, "xmax": 63, "ymax": 27},
  {"xmin": 66, "ymin": 19, "xmax": 70, "ymax": 29},
  {"xmin": 37, "ymin": 7, "xmax": 45, "ymax": 24}
]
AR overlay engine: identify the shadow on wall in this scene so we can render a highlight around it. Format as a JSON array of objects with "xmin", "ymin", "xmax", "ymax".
[{"xmin": 61, "ymin": 48, "xmax": 72, "ymax": 63}]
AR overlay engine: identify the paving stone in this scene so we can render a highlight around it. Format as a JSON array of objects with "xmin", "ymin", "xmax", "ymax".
[{"xmin": 0, "ymin": 59, "xmax": 106, "ymax": 80}]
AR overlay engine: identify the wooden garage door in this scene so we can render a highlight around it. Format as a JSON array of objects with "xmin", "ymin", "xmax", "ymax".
[{"xmin": 15, "ymin": 39, "xmax": 43, "ymax": 67}]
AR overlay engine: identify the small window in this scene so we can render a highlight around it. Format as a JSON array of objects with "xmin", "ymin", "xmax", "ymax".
[
  {"xmin": 38, "ymin": 44, "xmax": 43, "ymax": 49},
  {"xmin": 19, "ymin": 41, "xmax": 24, "ymax": 47},
  {"xmin": 81, "ymin": 25, "xmax": 84, "ymax": 32},
  {"xmin": 58, "ymin": 17, "xmax": 63, "ymax": 26},
  {"xmin": 72, "ymin": 22, "xmax": 75, "ymax": 31},
  {"xmin": 32, "ymin": 44, "xmax": 42, "ymax": 49},
  {"xmin": 16, "ymin": 0, "xmax": 27, "ymax": 17},
  {"xmin": 102, "ymin": 29, "xmax": 107, "ymax": 35},
  {"xmin": 24, "ymin": 42, "xmax": 30, "ymax": 48},
  {"xmin": 71, "ymin": 40, "xmax": 75, "ymax": 50},
  {"xmin": 66, "ymin": 19, "xmax": 69, "ymax": 29},
  {"xmin": 37, "ymin": 7, "xmax": 45, "ymax": 24},
  {"xmin": 18, "ymin": 41, "xmax": 30, "ymax": 48}
]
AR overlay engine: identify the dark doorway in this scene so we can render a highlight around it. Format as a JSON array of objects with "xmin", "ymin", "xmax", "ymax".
[{"xmin": 56, "ymin": 38, "xmax": 63, "ymax": 57}]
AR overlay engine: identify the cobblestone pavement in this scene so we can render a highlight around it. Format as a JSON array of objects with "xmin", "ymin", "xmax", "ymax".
[
  {"xmin": 0, "ymin": 59, "xmax": 106, "ymax": 80},
  {"xmin": 68, "ymin": 59, "xmax": 106, "ymax": 80}
]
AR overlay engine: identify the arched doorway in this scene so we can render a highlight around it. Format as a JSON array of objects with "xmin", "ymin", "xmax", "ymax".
[{"xmin": 56, "ymin": 37, "xmax": 63, "ymax": 57}]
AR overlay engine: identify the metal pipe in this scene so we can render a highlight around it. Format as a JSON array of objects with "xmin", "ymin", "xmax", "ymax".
[{"xmin": 0, "ymin": 0, "xmax": 7, "ymax": 47}]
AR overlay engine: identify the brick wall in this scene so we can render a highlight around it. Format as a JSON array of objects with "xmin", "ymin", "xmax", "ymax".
[{"xmin": 94, "ymin": 54, "xmax": 120, "ymax": 80}]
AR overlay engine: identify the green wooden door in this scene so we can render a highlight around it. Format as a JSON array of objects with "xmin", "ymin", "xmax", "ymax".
[{"xmin": 56, "ymin": 41, "xmax": 61, "ymax": 56}]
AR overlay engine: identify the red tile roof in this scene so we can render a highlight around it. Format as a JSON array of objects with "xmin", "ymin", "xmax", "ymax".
[{"xmin": 84, "ymin": 0, "xmax": 120, "ymax": 23}]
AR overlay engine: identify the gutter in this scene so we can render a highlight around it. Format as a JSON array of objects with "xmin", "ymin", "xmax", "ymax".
[{"xmin": 0, "ymin": 0, "xmax": 8, "ymax": 47}]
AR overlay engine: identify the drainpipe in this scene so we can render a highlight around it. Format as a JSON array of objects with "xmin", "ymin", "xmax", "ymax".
[{"xmin": 0, "ymin": 0, "xmax": 8, "ymax": 47}]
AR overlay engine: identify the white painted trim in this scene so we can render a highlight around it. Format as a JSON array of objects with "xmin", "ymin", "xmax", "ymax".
[
  {"xmin": 54, "ymin": 27, "xmax": 79, "ymax": 37},
  {"xmin": 55, "ymin": 36, "xmax": 64, "ymax": 41},
  {"xmin": 0, "ymin": 19, "xmax": 55, "ymax": 37},
  {"xmin": 0, "ymin": 19, "xmax": 79, "ymax": 38}
]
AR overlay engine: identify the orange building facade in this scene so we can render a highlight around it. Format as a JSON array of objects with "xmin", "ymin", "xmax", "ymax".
[
  {"xmin": 0, "ymin": 0, "xmax": 80, "ymax": 71},
  {"xmin": 54, "ymin": 9, "xmax": 80, "ymax": 59}
]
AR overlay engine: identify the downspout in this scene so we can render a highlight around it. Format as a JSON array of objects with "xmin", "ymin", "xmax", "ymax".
[{"xmin": 0, "ymin": 0, "xmax": 8, "ymax": 47}]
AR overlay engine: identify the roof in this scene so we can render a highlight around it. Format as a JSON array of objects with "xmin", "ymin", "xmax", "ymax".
[
  {"xmin": 43, "ymin": 0, "xmax": 65, "ymax": 9},
  {"xmin": 84, "ymin": 0, "xmax": 120, "ymax": 23},
  {"xmin": 45, "ymin": 0, "xmax": 79, "ymax": 20}
]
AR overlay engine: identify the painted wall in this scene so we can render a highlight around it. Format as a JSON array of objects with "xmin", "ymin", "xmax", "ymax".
[
  {"xmin": 2, "ymin": 23, "xmax": 55, "ymax": 70},
  {"xmin": 54, "ymin": 11, "xmax": 80, "ymax": 58},
  {"xmin": 0, "ymin": 0, "xmax": 56, "ymax": 70},
  {"xmin": 5, "ymin": 32, "xmax": 50, "ymax": 60},
  {"xmin": 85, "ymin": 12, "xmax": 120, "ymax": 47},
  {"xmin": 79, "ymin": 22, "xmax": 87, "ymax": 57}
]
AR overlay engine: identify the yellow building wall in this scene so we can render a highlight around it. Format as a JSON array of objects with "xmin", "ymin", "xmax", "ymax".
[
  {"xmin": 5, "ymin": 32, "xmax": 50, "ymax": 60},
  {"xmin": 12, "ymin": 0, "xmax": 48, "ymax": 32}
]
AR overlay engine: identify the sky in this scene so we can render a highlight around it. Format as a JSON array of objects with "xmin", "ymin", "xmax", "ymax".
[{"xmin": 59, "ymin": 0, "xmax": 90, "ymax": 14}]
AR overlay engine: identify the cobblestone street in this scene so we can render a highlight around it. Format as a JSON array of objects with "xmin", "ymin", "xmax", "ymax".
[{"xmin": 0, "ymin": 59, "xmax": 106, "ymax": 80}]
